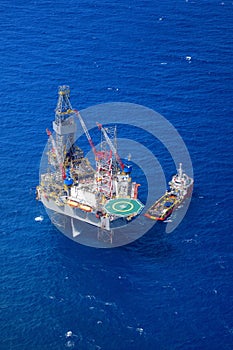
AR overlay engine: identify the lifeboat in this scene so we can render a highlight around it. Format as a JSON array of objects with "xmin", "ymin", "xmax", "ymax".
[
  {"xmin": 67, "ymin": 199, "xmax": 80, "ymax": 207},
  {"xmin": 79, "ymin": 204, "xmax": 92, "ymax": 212}
]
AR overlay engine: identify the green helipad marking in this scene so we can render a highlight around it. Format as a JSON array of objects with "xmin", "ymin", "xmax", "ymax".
[
  {"xmin": 112, "ymin": 200, "xmax": 134, "ymax": 213},
  {"xmin": 104, "ymin": 198, "xmax": 144, "ymax": 217}
]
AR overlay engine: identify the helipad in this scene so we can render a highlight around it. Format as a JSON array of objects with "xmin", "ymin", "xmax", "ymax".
[{"xmin": 104, "ymin": 198, "xmax": 144, "ymax": 217}]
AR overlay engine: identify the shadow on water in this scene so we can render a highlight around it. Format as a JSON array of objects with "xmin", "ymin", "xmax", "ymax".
[
  {"xmin": 122, "ymin": 223, "xmax": 177, "ymax": 261},
  {"xmin": 52, "ymin": 218, "xmax": 177, "ymax": 266}
]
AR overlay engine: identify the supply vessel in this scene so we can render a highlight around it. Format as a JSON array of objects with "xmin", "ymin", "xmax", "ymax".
[
  {"xmin": 144, "ymin": 163, "xmax": 193, "ymax": 221},
  {"xmin": 36, "ymin": 86, "xmax": 144, "ymax": 242}
]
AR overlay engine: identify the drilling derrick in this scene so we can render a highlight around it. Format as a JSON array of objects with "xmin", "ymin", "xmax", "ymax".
[
  {"xmin": 102, "ymin": 125, "xmax": 119, "ymax": 173},
  {"xmin": 53, "ymin": 85, "xmax": 77, "ymax": 166},
  {"xmin": 95, "ymin": 124, "xmax": 117, "ymax": 199},
  {"xmin": 96, "ymin": 148, "xmax": 113, "ymax": 200},
  {"xmin": 97, "ymin": 123, "xmax": 124, "ymax": 172}
]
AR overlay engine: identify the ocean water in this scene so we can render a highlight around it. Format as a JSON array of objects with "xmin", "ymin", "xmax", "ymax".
[{"xmin": 0, "ymin": 0, "xmax": 233, "ymax": 349}]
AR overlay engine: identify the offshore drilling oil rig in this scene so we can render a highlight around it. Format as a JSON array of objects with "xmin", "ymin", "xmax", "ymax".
[{"xmin": 36, "ymin": 86, "xmax": 144, "ymax": 242}]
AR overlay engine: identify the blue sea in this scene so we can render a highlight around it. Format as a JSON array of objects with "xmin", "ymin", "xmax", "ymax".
[{"xmin": 0, "ymin": 0, "xmax": 233, "ymax": 349}]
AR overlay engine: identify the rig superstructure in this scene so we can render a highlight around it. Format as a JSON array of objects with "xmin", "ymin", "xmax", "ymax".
[
  {"xmin": 37, "ymin": 86, "xmax": 144, "ymax": 241},
  {"xmin": 37, "ymin": 86, "xmax": 194, "ymax": 242}
]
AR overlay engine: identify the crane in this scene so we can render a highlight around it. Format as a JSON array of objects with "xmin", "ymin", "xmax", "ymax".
[
  {"xmin": 96, "ymin": 122, "xmax": 124, "ymax": 171},
  {"xmin": 74, "ymin": 111, "xmax": 114, "ymax": 198},
  {"xmin": 74, "ymin": 110, "xmax": 124, "ymax": 172},
  {"xmin": 46, "ymin": 128, "xmax": 66, "ymax": 180},
  {"xmin": 73, "ymin": 109, "xmax": 97, "ymax": 156}
]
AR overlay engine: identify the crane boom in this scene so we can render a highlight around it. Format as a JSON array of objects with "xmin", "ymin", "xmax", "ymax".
[
  {"xmin": 96, "ymin": 123, "xmax": 124, "ymax": 170},
  {"xmin": 46, "ymin": 128, "xmax": 63, "ymax": 164},
  {"xmin": 73, "ymin": 110, "xmax": 97, "ymax": 155},
  {"xmin": 46, "ymin": 128, "xmax": 66, "ymax": 179}
]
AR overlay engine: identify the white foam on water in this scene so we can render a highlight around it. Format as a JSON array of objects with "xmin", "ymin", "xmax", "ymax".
[
  {"xmin": 136, "ymin": 327, "xmax": 144, "ymax": 335},
  {"xmin": 34, "ymin": 215, "xmax": 44, "ymax": 222},
  {"xmin": 65, "ymin": 331, "xmax": 73, "ymax": 338},
  {"xmin": 65, "ymin": 340, "xmax": 75, "ymax": 348}
]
